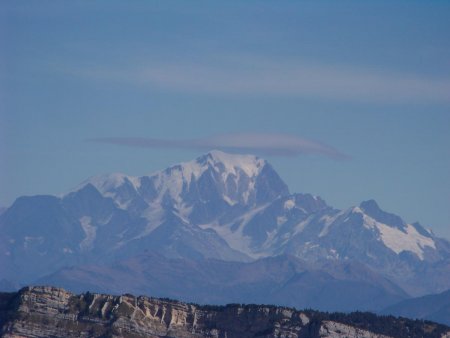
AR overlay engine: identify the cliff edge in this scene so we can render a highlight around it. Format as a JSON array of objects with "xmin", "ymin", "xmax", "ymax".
[{"xmin": 0, "ymin": 286, "xmax": 448, "ymax": 338}]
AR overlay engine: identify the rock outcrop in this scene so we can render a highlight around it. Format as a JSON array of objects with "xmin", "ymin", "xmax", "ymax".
[{"xmin": 1, "ymin": 286, "xmax": 449, "ymax": 338}]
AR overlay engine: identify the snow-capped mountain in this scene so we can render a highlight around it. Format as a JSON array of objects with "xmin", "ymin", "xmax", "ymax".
[
  {"xmin": 76, "ymin": 150, "xmax": 288, "ymax": 219},
  {"xmin": 1, "ymin": 150, "xmax": 449, "ymax": 297}
]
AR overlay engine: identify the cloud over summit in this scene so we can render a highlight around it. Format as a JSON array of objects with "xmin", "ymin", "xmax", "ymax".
[{"xmin": 88, "ymin": 132, "xmax": 349, "ymax": 160}]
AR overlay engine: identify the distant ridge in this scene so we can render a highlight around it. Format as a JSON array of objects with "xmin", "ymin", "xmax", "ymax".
[{"xmin": 382, "ymin": 289, "xmax": 450, "ymax": 326}]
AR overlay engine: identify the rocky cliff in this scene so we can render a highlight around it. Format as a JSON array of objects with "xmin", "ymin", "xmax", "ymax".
[{"xmin": 0, "ymin": 286, "xmax": 449, "ymax": 338}]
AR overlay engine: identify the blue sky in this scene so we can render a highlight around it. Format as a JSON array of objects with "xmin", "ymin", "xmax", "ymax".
[{"xmin": 1, "ymin": 1, "xmax": 450, "ymax": 238}]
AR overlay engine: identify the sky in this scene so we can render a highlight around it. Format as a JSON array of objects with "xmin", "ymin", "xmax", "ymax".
[{"xmin": 1, "ymin": 1, "xmax": 450, "ymax": 238}]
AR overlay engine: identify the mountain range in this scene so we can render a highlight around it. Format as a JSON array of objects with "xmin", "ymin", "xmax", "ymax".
[{"xmin": 1, "ymin": 150, "xmax": 450, "ymax": 317}]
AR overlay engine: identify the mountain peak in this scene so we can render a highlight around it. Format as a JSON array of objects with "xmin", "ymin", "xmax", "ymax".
[
  {"xmin": 75, "ymin": 172, "xmax": 141, "ymax": 198},
  {"xmin": 360, "ymin": 199, "xmax": 380, "ymax": 211},
  {"xmin": 359, "ymin": 199, "xmax": 404, "ymax": 229},
  {"xmin": 197, "ymin": 150, "xmax": 266, "ymax": 178}
]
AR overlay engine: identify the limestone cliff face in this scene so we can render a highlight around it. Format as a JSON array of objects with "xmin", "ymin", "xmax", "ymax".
[{"xmin": 0, "ymin": 286, "xmax": 448, "ymax": 338}]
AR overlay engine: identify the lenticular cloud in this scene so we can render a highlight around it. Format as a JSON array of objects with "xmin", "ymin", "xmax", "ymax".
[{"xmin": 88, "ymin": 132, "xmax": 349, "ymax": 160}]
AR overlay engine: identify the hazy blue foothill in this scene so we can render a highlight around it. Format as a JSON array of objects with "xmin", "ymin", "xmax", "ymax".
[{"xmin": 382, "ymin": 289, "xmax": 450, "ymax": 326}]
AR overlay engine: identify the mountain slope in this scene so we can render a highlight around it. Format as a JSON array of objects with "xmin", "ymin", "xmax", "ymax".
[{"xmin": 38, "ymin": 252, "xmax": 408, "ymax": 312}]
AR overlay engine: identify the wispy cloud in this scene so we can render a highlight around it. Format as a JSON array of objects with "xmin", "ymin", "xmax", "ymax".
[
  {"xmin": 87, "ymin": 132, "xmax": 349, "ymax": 160},
  {"xmin": 72, "ymin": 56, "xmax": 450, "ymax": 104}
]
